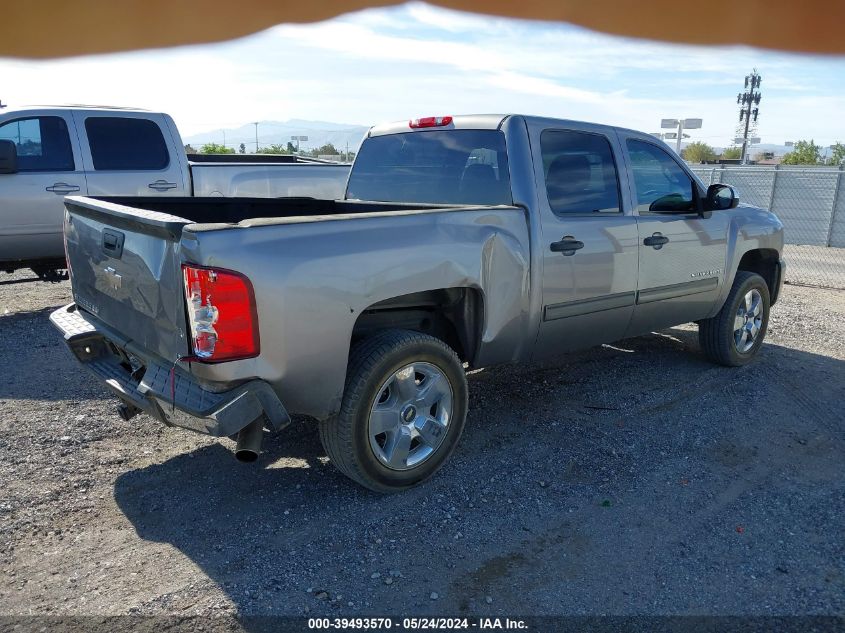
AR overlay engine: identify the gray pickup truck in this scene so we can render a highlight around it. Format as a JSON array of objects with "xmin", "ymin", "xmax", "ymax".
[{"xmin": 51, "ymin": 114, "xmax": 785, "ymax": 492}]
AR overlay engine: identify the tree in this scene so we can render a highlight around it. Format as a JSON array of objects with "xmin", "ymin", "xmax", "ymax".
[
  {"xmin": 258, "ymin": 144, "xmax": 291, "ymax": 154},
  {"xmin": 199, "ymin": 142, "xmax": 234, "ymax": 154},
  {"xmin": 287, "ymin": 141, "xmax": 297, "ymax": 154},
  {"xmin": 309, "ymin": 143, "xmax": 340, "ymax": 158},
  {"xmin": 828, "ymin": 142, "xmax": 845, "ymax": 166},
  {"xmin": 782, "ymin": 140, "xmax": 822, "ymax": 165},
  {"xmin": 721, "ymin": 147, "xmax": 742, "ymax": 160},
  {"xmin": 184, "ymin": 144, "xmax": 196, "ymax": 153},
  {"xmin": 682, "ymin": 141, "xmax": 717, "ymax": 163},
  {"xmin": 239, "ymin": 143, "xmax": 246, "ymax": 154}
]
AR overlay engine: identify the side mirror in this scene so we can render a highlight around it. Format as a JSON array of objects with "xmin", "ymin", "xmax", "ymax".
[
  {"xmin": 705, "ymin": 183, "xmax": 739, "ymax": 211},
  {"xmin": 0, "ymin": 140, "xmax": 18, "ymax": 174}
]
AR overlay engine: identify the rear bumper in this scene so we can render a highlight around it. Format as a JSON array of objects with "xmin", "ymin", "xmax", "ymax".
[{"xmin": 49, "ymin": 303, "xmax": 290, "ymax": 437}]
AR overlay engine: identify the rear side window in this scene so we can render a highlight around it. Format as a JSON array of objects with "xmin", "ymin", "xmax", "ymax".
[
  {"xmin": 0, "ymin": 116, "xmax": 75, "ymax": 172},
  {"xmin": 347, "ymin": 130, "xmax": 512, "ymax": 205},
  {"xmin": 541, "ymin": 130, "xmax": 620, "ymax": 215},
  {"xmin": 85, "ymin": 117, "xmax": 169, "ymax": 171}
]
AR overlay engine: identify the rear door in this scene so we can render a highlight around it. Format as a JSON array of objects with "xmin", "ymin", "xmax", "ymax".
[
  {"xmin": 619, "ymin": 136, "xmax": 729, "ymax": 335},
  {"xmin": 0, "ymin": 112, "xmax": 86, "ymax": 262},
  {"xmin": 531, "ymin": 123, "xmax": 639, "ymax": 359},
  {"xmin": 72, "ymin": 111, "xmax": 189, "ymax": 197}
]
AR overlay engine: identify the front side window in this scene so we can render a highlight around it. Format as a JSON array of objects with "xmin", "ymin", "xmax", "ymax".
[
  {"xmin": 541, "ymin": 130, "xmax": 621, "ymax": 215},
  {"xmin": 85, "ymin": 117, "xmax": 169, "ymax": 171},
  {"xmin": 347, "ymin": 130, "xmax": 512, "ymax": 205},
  {"xmin": 0, "ymin": 116, "xmax": 74, "ymax": 172},
  {"xmin": 626, "ymin": 139, "xmax": 695, "ymax": 213}
]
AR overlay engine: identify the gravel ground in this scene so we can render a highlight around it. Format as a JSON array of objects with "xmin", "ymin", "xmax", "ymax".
[{"xmin": 0, "ymin": 269, "xmax": 843, "ymax": 618}]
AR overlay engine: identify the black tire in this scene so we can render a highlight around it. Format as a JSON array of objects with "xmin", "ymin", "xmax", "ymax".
[
  {"xmin": 699, "ymin": 271, "xmax": 770, "ymax": 367},
  {"xmin": 319, "ymin": 329, "xmax": 468, "ymax": 492}
]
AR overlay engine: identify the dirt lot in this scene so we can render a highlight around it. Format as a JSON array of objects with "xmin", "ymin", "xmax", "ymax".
[{"xmin": 0, "ymin": 270, "xmax": 843, "ymax": 619}]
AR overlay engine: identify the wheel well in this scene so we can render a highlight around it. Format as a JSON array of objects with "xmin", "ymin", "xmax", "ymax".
[
  {"xmin": 352, "ymin": 288, "xmax": 483, "ymax": 365},
  {"xmin": 736, "ymin": 249, "xmax": 780, "ymax": 300}
]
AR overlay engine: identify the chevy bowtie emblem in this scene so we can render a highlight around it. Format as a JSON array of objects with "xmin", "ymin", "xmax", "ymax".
[{"xmin": 104, "ymin": 266, "xmax": 122, "ymax": 290}]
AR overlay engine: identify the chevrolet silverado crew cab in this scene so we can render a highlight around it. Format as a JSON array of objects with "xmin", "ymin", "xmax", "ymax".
[
  {"xmin": 51, "ymin": 114, "xmax": 785, "ymax": 492},
  {"xmin": 0, "ymin": 105, "xmax": 350, "ymax": 279}
]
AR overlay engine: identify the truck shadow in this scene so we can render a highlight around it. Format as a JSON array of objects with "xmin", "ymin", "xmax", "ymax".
[
  {"xmin": 112, "ymin": 328, "xmax": 845, "ymax": 618},
  {"xmin": 0, "ymin": 275, "xmax": 42, "ymax": 286}
]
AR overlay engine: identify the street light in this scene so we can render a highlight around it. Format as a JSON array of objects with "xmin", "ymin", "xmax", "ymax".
[
  {"xmin": 290, "ymin": 135, "xmax": 308, "ymax": 153},
  {"xmin": 661, "ymin": 118, "xmax": 702, "ymax": 153}
]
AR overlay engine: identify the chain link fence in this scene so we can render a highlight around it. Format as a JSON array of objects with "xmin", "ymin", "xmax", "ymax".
[{"xmin": 690, "ymin": 165, "xmax": 845, "ymax": 289}]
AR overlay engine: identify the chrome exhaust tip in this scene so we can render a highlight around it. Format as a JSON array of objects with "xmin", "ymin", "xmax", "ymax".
[{"xmin": 235, "ymin": 418, "xmax": 264, "ymax": 462}]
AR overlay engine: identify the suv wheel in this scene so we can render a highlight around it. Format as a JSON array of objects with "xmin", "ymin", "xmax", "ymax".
[
  {"xmin": 319, "ymin": 329, "xmax": 468, "ymax": 492},
  {"xmin": 698, "ymin": 271, "xmax": 770, "ymax": 366}
]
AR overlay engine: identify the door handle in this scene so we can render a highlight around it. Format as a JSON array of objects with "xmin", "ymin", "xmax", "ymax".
[
  {"xmin": 148, "ymin": 180, "xmax": 177, "ymax": 192},
  {"xmin": 643, "ymin": 233, "xmax": 670, "ymax": 249},
  {"xmin": 550, "ymin": 236, "xmax": 585, "ymax": 255},
  {"xmin": 45, "ymin": 183, "xmax": 81, "ymax": 195}
]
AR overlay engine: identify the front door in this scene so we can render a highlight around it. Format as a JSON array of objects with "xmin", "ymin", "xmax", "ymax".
[
  {"xmin": 620, "ymin": 137, "xmax": 730, "ymax": 335},
  {"xmin": 533, "ymin": 125, "xmax": 639, "ymax": 360},
  {"xmin": 0, "ymin": 114, "xmax": 86, "ymax": 263},
  {"xmin": 71, "ymin": 112, "xmax": 188, "ymax": 197}
]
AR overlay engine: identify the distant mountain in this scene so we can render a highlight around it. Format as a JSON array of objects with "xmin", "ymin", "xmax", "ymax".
[{"xmin": 184, "ymin": 119, "xmax": 369, "ymax": 154}]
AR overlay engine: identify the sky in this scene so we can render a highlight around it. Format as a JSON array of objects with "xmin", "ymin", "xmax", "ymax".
[{"xmin": 2, "ymin": 2, "xmax": 844, "ymax": 149}]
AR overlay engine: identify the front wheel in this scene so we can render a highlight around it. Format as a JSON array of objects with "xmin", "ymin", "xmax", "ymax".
[
  {"xmin": 698, "ymin": 271, "xmax": 770, "ymax": 366},
  {"xmin": 319, "ymin": 329, "xmax": 468, "ymax": 492}
]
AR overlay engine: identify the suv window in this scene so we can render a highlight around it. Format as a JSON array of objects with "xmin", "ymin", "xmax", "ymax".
[
  {"xmin": 85, "ymin": 117, "xmax": 169, "ymax": 171},
  {"xmin": 540, "ymin": 130, "xmax": 621, "ymax": 215},
  {"xmin": 347, "ymin": 130, "xmax": 512, "ymax": 205},
  {"xmin": 0, "ymin": 116, "xmax": 75, "ymax": 172},
  {"xmin": 626, "ymin": 139, "xmax": 695, "ymax": 213}
]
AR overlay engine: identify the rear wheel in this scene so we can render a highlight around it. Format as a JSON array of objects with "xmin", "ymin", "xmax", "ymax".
[
  {"xmin": 319, "ymin": 329, "xmax": 468, "ymax": 492},
  {"xmin": 698, "ymin": 271, "xmax": 770, "ymax": 366}
]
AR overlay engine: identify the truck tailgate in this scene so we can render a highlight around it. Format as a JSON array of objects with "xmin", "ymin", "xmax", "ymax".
[{"xmin": 63, "ymin": 196, "xmax": 191, "ymax": 362}]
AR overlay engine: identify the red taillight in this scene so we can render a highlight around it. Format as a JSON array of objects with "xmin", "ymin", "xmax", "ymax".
[
  {"xmin": 409, "ymin": 116, "xmax": 453, "ymax": 129},
  {"xmin": 182, "ymin": 264, "xmax": 259, "ymax": 362}
]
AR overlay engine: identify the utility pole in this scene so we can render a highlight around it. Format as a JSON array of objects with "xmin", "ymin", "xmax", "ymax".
[
  {"xmin": 737, "ymin": 70, "xmax": 762, "ymax": 165},
  {"xmin": 222, "ymin": 130, "xmax": 226, "ymax": 150},
  {"xmin": 253, "ymin": 122, "xmax": 259, "ymax": 153}
]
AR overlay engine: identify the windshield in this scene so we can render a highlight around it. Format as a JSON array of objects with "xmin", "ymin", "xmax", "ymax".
[{"xmin": 346, "ymin": 130, "xmax": 512, "ymax": 206}]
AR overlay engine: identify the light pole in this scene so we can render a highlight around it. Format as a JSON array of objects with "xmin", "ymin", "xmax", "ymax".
[
  {"xmin": 651, "ymin": 132, "xmax": 678, "ymax": 143},
  {"xmin": 290, "ymin": 135, "xmax": 308, "ymax": 154},
  {"xmin": 735, "ymin": 136, "xmax": 761, "ymax": 162},
  {"xmin": 254, "ymin": 122, "xmax": 259, "ymax": 153},
  {"xmin": 661, "ymin": 118, "xmax": 702, "ymax": 154}
]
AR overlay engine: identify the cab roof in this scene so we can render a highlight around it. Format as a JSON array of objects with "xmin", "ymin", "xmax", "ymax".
[
  {"xmin": 1, "ymin": 104, "xmax": 154, "ymax": 114},
  {"xmin": 367, "ymin": 114, "xmax": 650, "ymax": 141}
]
